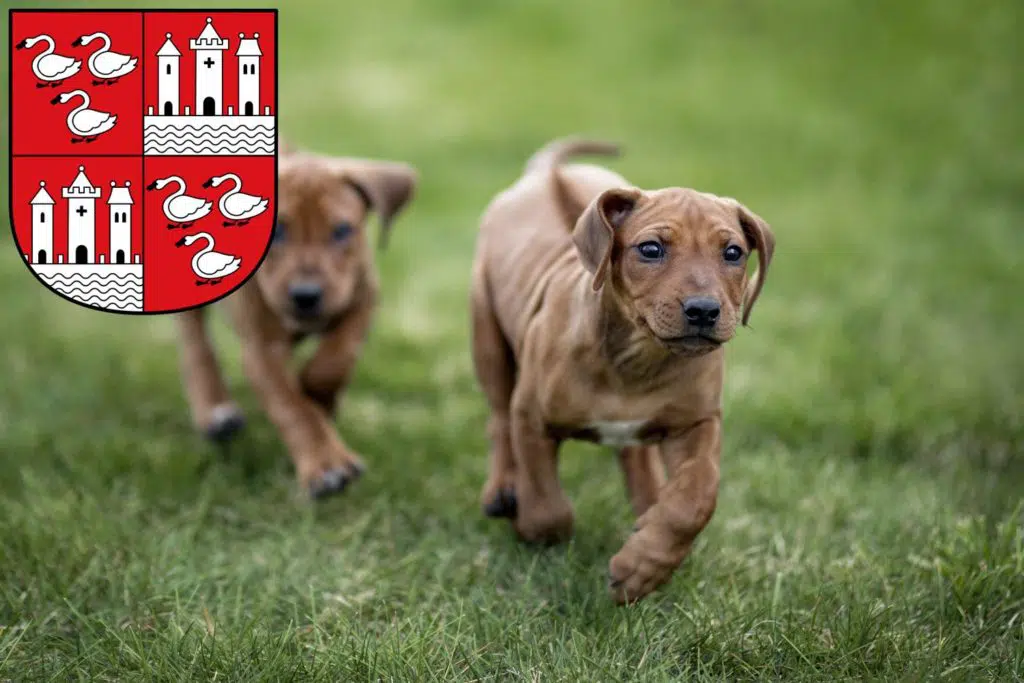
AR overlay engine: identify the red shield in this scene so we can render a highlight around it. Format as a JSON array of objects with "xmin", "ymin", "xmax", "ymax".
[{"xmin": 9, "ymin": 9, "xmax": 277, "ymax": 313}]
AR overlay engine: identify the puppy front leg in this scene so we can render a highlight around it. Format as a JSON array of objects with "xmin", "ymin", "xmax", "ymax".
[
  {"xmin": 294, "ymin": 300, "xmax": 375, "ymax": 476},
  {"xmin": 510, "ymin": 403, "xmax": 574, "ymax": 544},
  {"xmin": 608, "ymin": 417, "xmax": 721, "ymax": 604},
  {"xmin": 175, "ymin": 308, "xmax": 245, "ymax": 443},
  {"xmin": 240, "ymin": 339, "xmax": 357, "ymax": 498},
  {"xmin": 299, "ymin": 298, "xmax": 374, "ymax": 417}
]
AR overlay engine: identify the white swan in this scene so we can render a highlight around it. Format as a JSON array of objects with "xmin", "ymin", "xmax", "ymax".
[
  {"xmin": 175, "ymin": 232, "xmax": 242, "ymax": 284},
  {"xmin": 73, "ymin": 32, "xmax": 137, "ymax": 84},
  {"xmin": 50, "ymin": 90, "xmax": 117, "ymax": 142},
  {"xmin": 146, "ymin": 176, "xmax": 213, "ymax": 228},
  {"xmin": 17, "ymin": 35, "xmax": 82, "ymax": 86},
  {"xmin": 203, "ymin": 173, "xmax": 269, "ymax": 225}
]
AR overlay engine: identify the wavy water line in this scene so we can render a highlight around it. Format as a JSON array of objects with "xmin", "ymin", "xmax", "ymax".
[
  {"xmin": 144, "ymin": 144, "xmax": 275, "ymax": 154},
  {"xmin": 143, "ymin": 130, "xmax": 274, "ymax": 141},
  {"xmin": 40, "ymin": 272, "xmax": 142, "ymax": 282},
  {"xmin": 143, "ymin": 141, "xmax": 275, "ymax": 150},
  {"xmin": 144, "ymin": 133, "xmax": 274, "ymax": 143},
  {"xmin": 50, "ymin": 285, "xmax": 142, "ymax": 299},
  {"xmin": 144, "ymin": 148, "xmax": 275, "ymax": 155},
  {"xmin": 78, "ymin": 298, "xmax": 142, "ymax": 310},
  {"xmin": 143, "ymin": 133, "xmax": 274, "ymax": 142},
  {"xmin": 144, "ymin": 125, "xmax": 274, "ymax": 134},
  {"xmin": 54, "ymin": 290, "xmax": 142, "ymax": 306},
  {"xmin": 42, "ymin": 283, "xmax": 142, "ymax": 295},
  {"xmin": 144, "ymin": 123, "xmax": 275, "ymax": 132},
  {"xmin": 47, "ymin": 284, "xmax": 143, "ymax": 296},
  {"xmin": 42, "ymin": 273, "xmax": 142, "ymax": 283},
  {"xmin": 143, "ymin": 138, "xmax": 274, "ymax": 149},
  {"xmin": 51, "ymin": 286, "xmax": 143, "ymax": 298}
]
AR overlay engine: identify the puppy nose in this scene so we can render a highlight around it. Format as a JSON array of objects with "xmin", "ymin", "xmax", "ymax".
[
  {"xmin": 683, "ymin": 297, "xmax": 721, "ymax": 327},
  {"xmin": 289, "ymin": 282, "xmax": 323, "ymax": 312}
]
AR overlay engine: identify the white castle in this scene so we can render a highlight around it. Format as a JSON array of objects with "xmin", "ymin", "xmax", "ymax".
[
  {"xmin": 144, "ymin": 17, "xmax": 275, "ymax": 156},
  {"xmin": 29, "ymin": 167, "xmax": 137, "ymax": 266},
  {"xmin": 25, "ymin": 166, "xmax": 143, "ymax": 312}
]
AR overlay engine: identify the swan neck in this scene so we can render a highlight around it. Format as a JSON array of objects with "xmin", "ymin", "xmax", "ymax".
[
  {"xmin": 195, "ymin": 234, "xmax": 215, "ymax": 256},
  {"xmin": 71, "ymin": 92, "xmax": 89, "ymax": 114},
  {"xmin": 169, "ymin": 178, "xmax": 186, "ymax": 198}
]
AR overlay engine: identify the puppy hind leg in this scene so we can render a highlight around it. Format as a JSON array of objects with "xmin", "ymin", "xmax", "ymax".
[
  {"xmin": 175, "ymin": 308, "xmax": 245, "ymax": 443},
  {"xmin": 471, "ymin": 282, "xmax": 517, "ymax": 518},
  {"xmin": 509, "ymin": 401, "xmax": 574, "ymax": 544}
]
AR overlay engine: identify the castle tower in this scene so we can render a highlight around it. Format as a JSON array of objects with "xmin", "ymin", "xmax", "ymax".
[
  {"xmin": 156, "ymin": 33, "xmax": 181, "ymax": 116},
  {"xmin": 190, "ymin": 17, "xmax": 228, "ymax": 116},
  {"xmin": 107, "ymin": 181, "xmax": 133, "ymax": 264},
  {"xmin": 30, "ymin": 181, "xmax": 55, "ymax": 264},
  {"xmin": 236, "ymin": 32, "xmax": 262, "ymax": 116},
  {"xmin": 62, "ymin": 165, "xmax": 101, "ymax": 265}
]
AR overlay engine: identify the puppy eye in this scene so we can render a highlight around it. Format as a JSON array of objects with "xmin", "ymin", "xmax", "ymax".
[
  {"xmin": 723, "ymin": 244, "xmax": 744, "ymax": 262},
  {"xmin": 332, "ymin": 222, "xmax": 353, "ymax": 243},
  {"xmin": 637, "ymin": 241, "xmax": 664, "ymax": 260},
  {"xmin": 272, "ymin": 221, "xmax": 286, "ymax": 244}
]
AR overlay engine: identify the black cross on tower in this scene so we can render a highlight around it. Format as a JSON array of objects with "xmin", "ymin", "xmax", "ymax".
[
  {"xmin": 76, "ymin": 206, "xmax": 87, "ymax": 217},
  {"xmin": 204, "ymin": 57, "xmax": 215, "ymax": 68}
]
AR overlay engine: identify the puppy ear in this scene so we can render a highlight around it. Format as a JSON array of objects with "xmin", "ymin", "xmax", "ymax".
[
  {"xmin": 727, "ymin": 200, "xmax": 775, "ymax": 326},
  {"xmin": 343, "ymin": 161, "xmax": 419, "ymax": 250},
  {"xmin": 572, "ymin": 188, "xmax": 641, "ymax": 291}
]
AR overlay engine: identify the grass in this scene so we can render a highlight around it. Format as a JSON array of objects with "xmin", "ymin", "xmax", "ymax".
[{"xmin": 2, "ymin": 0, "xmax": 1022, "ymax": 679}]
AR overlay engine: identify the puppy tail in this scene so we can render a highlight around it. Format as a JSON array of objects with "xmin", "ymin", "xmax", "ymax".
[
  {"xmin": 525, "ymin": 138, "xmax": 621, "ymax": 230},
  {"xmin": 523, "ymin": 137, "xmax": 621, "ymax": 174}
]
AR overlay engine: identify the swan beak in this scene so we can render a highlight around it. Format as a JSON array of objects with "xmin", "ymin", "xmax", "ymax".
[
  {"xmin": 16, "ymin": 40, "xmax": 26, "ymax": 50},
  {"xmin": 49, "ymin": 95, "xmax": 61, "ymax": 105},
  {"xmin": 202, "ymin": 178, "xmax": 214, "ymax": 188},
  {"xmin": 71, "ymin": 36, "xmax": 83, "ymax": 47},
  {"xmin": 145, "ymin": 180, "xmax": 158, "ymax": 191},
  {"xmin": 174, "ymin": 237, "xmax": 187, "ymax": 247}
]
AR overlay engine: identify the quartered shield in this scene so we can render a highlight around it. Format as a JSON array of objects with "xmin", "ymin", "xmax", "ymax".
[{"xmin": 9, "ymin": 9, "xmax": 277, "ymax": 313}]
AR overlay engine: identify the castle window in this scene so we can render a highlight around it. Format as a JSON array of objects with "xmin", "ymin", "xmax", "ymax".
[
  {"xmin": 39, "ymin": 212, "xmax": 46, "ymax": 223},
  {"xmin": 114, "ymin": 213, "xmax": 119, "ymax": 224},
  {"xmin": 166, "ymin": 64, "xmax": 171, "ymax": 75},
  {"xmin": 122, "ymin": 212, "xmax": 127, "ymax": 222}
]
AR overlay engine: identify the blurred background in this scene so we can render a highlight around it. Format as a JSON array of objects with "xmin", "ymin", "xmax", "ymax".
[{"xmin": 1, "ymin": 0, "xmax": 1021, "ymax": 679}]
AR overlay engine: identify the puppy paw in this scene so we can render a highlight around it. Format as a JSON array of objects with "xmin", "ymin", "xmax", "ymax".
[
  {"xmin": 301, "ymin": 455, "xmax": 365, "ymax": 501},
  {"xmin": 513, "ymin": 498, "xmax": 574, "ymax": 545},
  {"xmin": 307, "ymin": 466, "xmax": 351, "ymax": 499},
  {"xmin": 202, "ymin": 403, "xmax": 245, "ymax": 444},
  {"xmin": 482, "ymin": 485, "xmax": 517, "ymax": 518},
  {"xmin": 607, "ymin": 525, "xmax": 687, "ymax": 605}
]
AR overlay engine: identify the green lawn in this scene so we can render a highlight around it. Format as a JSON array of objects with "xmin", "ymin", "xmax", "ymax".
[{"xmin": 2, "ymin": 0, "xmax": 1022, "ymax": 680}]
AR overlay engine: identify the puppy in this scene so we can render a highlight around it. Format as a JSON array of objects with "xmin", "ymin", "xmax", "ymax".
[
  {"xmin": 470, "ymin": 137, "xmax": 774, "ymax": 603},
  {"xmin": 176, "ymin": 146, "xmax": 418, "ymax": 498}
]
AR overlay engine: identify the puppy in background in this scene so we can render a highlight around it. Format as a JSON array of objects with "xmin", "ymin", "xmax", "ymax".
[
  {"xmin": 471, "ymin": 137, "xmax": 774, "ymax": 603},
  {"xmin": 176, "ymin": 144, "xmax": 418, "ymax": 498}
]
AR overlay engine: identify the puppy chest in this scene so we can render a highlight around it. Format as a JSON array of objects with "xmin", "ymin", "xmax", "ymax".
[
  {"xmin": 591, "ymin": 420, "xmax": 648, "ymax": 446},
  {"xmin": 547, "ymin": 419, "xmax": 667, "ymax": 447}
]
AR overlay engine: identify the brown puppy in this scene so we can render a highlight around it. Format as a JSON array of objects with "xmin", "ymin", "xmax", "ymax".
[
  {"xmin": 176, "ymin": 146, "xmax": 418, "ymax": 498},
  {"xmin": 471, "ymin": 137, "xmax": 774, "ymax": 603}
]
